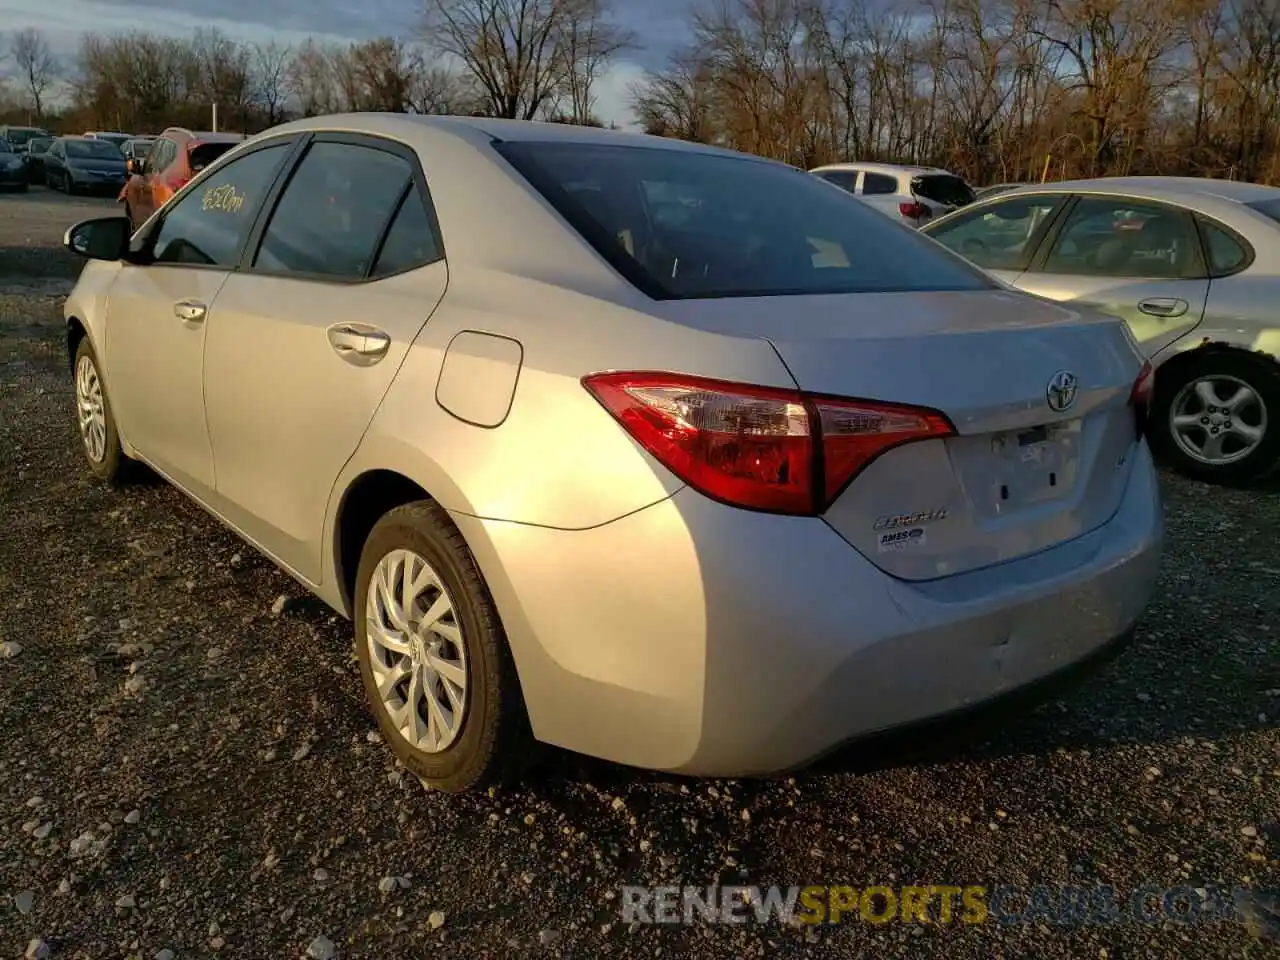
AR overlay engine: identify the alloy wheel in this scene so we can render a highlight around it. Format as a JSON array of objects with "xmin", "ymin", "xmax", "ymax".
[
  {"xmin": 365, "ymin": 548, "xmax": 469, "ymax": 753},
  {"xmin": 1169, "ymin": 374, "xmax": 1267, "ymax": 465},
  {"xmin": 75, "ymin": 353, "xmax": 107, "ymax": 463}
]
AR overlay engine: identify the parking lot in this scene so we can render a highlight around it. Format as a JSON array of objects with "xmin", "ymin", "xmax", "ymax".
[{"xmin": 1, "ymin": 183, "xmax": 1278, "ymax": 958}]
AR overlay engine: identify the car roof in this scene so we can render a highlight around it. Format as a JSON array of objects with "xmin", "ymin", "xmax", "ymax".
[
  {"xmin": 997, "ymin": 176, "xmax": 1280, "ymax": 206},
  {"xmin": 255, "ymin": 112, "xmax": 769, "ymax": 163},
  {"xmin": 810, "ymin": 161, "xmax": 955, "ymax": 177}
]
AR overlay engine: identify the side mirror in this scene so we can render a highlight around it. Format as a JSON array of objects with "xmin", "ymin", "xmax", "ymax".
[{"xmin": 64, "ymin": 217, "xmax": 132, "ymax": 261}]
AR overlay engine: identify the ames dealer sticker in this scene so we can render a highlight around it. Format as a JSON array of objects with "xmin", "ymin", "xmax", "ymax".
[{"xmin": 877, "ymin": 527, "xmax": 927, "ymax": 553}]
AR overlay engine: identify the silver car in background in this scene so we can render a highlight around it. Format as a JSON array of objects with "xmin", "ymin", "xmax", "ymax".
[
  {"xmin": 923, "ymin": 177, "xmax": 1280, "ymax": 486},
  {"xmin": 62, "ymin": 115, "xmax": 1160, "ymax": 792}
]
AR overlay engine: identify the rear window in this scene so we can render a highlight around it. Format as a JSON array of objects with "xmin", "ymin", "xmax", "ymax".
[
  {"xmin": 190, "ymin": 142, "xmax": 238, "ymax": 173},
  {"xmin": 1247, "ymin": 198, "xmax": 1280, "ymax": 225},
  {"xmin": 496, "ymin": 142, "xmax": 992, "ymax": 300},
  {"xmin": 4, "ymin": 128, "xmax": 44, "ymax": 146},
  {"xmin": 913, "ymin": 174, "xmax": 976, "ymax": 208}
]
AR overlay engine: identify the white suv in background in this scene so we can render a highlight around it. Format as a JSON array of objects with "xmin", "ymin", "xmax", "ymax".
[{"xmin": 810, "ymin": 162, "xmax": 977, "ymax": 228}]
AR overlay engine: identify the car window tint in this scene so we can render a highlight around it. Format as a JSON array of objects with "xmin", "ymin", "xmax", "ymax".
[
  {"xmin": 255, "ymin": 141, "xmax": 412, "ymax": 279},
  {"xmin": 862, "ymin": 172, "xmax": 897, "ymax": 195},
  {"xmin": 371, "ymin": 188, "xmax": 441, "ymax": 277},
  {"xmin": 1043, "ymin": 198, "xmax": 1202, "ymax": 279},
  {"xmin": 500, "ymin": 142, "xmax": 992, "ymax": 299},
  {"xmin": 1197, "ymin": 217, "xmax": 1249, "ymax": 275},
  {"xmin": 816, "ymin": 170, "xmax": 857, "ymax": 194},
  {"xmin": 152, "ymin": 144, "xmax": 288, "ymax": 268},
  {"xmin": 913, "ymin": 174, "xmax": 976, "ymax": 207},
  {"xmin": 927, "ymin": 197, "xmax": 1062, "ymax": 272}
]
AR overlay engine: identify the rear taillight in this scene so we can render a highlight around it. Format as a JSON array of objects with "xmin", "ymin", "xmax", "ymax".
[
  {"xmin": 1130, "ymin": 360, "xmax": 1154, "ymax": 434},
  {"xmin": 582, "ymin": 372, "xmax": 955, "ymax": 515},
  {"xmin": 899, "ymin": 201, "xmax": 926, "ymax": 219}
]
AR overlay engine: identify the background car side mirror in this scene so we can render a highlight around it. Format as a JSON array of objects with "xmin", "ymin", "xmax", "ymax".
[
  {"xmin": 127, "ymin": 158, "xmax": 142, "ymax": 176},
  {"xmin": 64, "ymin": 217, "xmax": 132, "ymax": 261}
]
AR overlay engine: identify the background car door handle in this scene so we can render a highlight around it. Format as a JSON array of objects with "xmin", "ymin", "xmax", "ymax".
[
  {"xmin": 1137, "ymin": 298, "xmax": 1188, "ymax": 318},
  {"xmin": 174, "ymin": 300, "xmax": 207, "ymax": 323},
  {"xmin": 327, "ymin": 324, "xmax": 391, "ymax": 363}
]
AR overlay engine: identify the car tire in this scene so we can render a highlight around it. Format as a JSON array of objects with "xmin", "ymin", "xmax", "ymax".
[
  {"xmin": 354, "ymin": 500, "xmax": 534, "ymax": 793},
  {"xmin": 1148, "ymin": 349, "xmax": 1280, "ymax": 486},
  {"xmin": 73, "ymin": 338, "xmax": 134, "ymax": 484}
]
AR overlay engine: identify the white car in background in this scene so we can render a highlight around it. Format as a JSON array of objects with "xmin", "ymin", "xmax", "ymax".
[{"xmin": 810, "ymin": 162, "xmax": 977, "ymax": 228}]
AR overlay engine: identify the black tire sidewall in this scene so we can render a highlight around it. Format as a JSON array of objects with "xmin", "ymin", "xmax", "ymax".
[
  {"xmin": 1150, "ymin": 350, "xmax": 1280, "ymax": 486},
  {"xmin": 73, "ymin": 338, "xmax": 126, "ymax": 483},
  {"xmin": 353, "ymin": 502, "xmax": 524, "ymax": 792}
]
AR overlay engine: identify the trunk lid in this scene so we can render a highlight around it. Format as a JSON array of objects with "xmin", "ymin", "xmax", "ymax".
[{"xmin": 659, "ymin": 289, "xmax": 1145, "ymax": 580}]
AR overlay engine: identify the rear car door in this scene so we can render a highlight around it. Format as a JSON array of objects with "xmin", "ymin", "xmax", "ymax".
[
  {"xmin": 202, "ymin": 134, "xmax": 448, "ymax": 580},
  {"xmin": 104, "ymin": 138, "xmax": 295, "ymax": 496},
  {"xmin": 923, "ymin": 193, "xmax": 1070, "ymax": 285},
  {"xmin": 1014, "ymin": 195, "xmax": 1210, "ymax": 357}
]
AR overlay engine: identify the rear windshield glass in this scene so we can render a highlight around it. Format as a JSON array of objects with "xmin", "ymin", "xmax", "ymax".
[
  {"xmin": 913, "ymin": 174, "xmax": 976, "ymax": 208},
  {"xmin": 5, "ymin": 129, "xmax": 44, "ymax": 146},
  {"xmin": 190, "ymin": 142, "xmax": 237, "ymax": 172},
  {"xmin": 66, "ymin": 139, "xmax": 123, "ymax": 159},
  {"xmin": 1247, "ymin": 198, "xmax": 1280, "ymax": 225},
  {"xmin": 495, "ymin": 141, "xmax": 992, "ymax": 300}
]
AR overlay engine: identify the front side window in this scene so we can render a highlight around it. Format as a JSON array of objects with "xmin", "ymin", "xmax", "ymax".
[
  {"xmin": 500, "ymin": 142, "xmax": 992, "ymax": 300},
  {"xmin": 926, "ymin": 196, "xmax": 1064, "ymax": 272},
  {"xmin": 1042, "ymin": 197, "xmax": 1202, "ymax": 279},
  {"xmin": 150, "ymin": 139, "xmax": 175, "ymax": 173},
  {"xmin": 254, "ymin": 141, "xmax": 414, "ymax": 279},
  {"xmin": 151, "ymin": 143, "xmax": 289, "ymax": 267}
]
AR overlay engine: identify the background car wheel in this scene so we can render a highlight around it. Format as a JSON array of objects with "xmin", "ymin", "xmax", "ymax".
[
  {"xmin": 354, "ymin": 501, "xmax": 533, "ymax": 793},
  {"xmin": 73, "ymin": 338, "xmax": 134, "ymax": 483},
  {"xmin": 1149, "ymin": 350, "xmax": 1280, "ymax": 486}
]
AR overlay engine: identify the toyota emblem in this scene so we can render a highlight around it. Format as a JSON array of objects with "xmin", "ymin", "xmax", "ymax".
[{"xmin": 1046, "ymin": 370, "xmax": 1079, "ymax": 413}]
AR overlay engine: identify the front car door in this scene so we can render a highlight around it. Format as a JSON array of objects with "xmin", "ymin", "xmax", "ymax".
[
  {"xmin": 202, "ymin": 134, "xmax": 448, "ymax": 580},
  {"xmin": 1013, "ymin": 195, "xmax": 1211, "ymax": 357},
  {"xmin": 103, "ymin": 139, "xmax": 296, "ymax": 497},
  {"xmin": 923, "ymin": 192, "xmax": 1070, "ymax": 285}
]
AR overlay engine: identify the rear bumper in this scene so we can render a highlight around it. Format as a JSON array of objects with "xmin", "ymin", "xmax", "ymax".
[{"xmin": 454, "ymin": 440, "xmax": 1162, "ymax": 777}]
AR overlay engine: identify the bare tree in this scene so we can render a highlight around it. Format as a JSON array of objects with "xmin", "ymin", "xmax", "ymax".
[
  {"xmin": 556, "ymin": 0, "xmax": 633, "ymax": 124},
  {"xmin": 287, "ymin": 38, "xmax": 341, "ymax": 116},
  {"xmin": 252, "ymin": 40, "xmax": 292, "ymax": 126},
  {"xmin": 12, "ymin": 27, "xmax": 58, "ymax": 121},
  {"xmin": 423, "ymin": 0, "xmax": 596, "ymax": 119}
]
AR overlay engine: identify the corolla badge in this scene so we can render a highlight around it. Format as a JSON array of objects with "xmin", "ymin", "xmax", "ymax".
[{"xmin": 1046, "ymin": 370, "xmax": 1078, "ymax": 413}]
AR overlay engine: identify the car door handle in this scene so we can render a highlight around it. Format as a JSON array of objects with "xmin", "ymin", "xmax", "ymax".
[
  {"xmin": 174, "ymin": 300, "xmax": 207, "ymax": 323},
  {"xmin": 1137, "ymin": 298, "xmax": 1188, "ymax": 318},
  {"xmin": 327, "ymin": 324, "xmax": 391, "ymax": 363}
]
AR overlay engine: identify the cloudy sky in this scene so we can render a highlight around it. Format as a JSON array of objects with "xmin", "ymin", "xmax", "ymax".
[{"xmin": 0, "ymin": 0, "xmax": 694, "ymax": 126}]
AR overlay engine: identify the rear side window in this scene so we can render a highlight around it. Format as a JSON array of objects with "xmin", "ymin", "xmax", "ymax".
[
  {"xmin": 862, "ymin": 172, "xmax": 897, "ymax": 195},
  {"xmin": 189, "ymin": 142, "xmax": 237, "ymax": 174},
  {"xmin": 498, "ymin": 142, "xmax": 992, "ymax": 300},
  {"xmin": 1196, "ymin": 217, "xmax": 1250, "ymax": 276},
  {"xmin": 371, "ymin": 188, "xmax": 442, "ymax": 277},
  {"xmin": 913, "ymin": 174, "xmax": 976, "ymax": 208},
  {"xmin": 254, "ymin": 141, "xmax": 413, "ymax": 279},
  {"xmin": 816, "ymin": 170, "xmax": 857, "ymax": 194}
]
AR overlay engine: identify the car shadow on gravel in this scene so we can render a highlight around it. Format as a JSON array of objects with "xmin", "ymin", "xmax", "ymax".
[{"xmin": 0, "ymin": 244, "xmax": 84, "ymax": 283}]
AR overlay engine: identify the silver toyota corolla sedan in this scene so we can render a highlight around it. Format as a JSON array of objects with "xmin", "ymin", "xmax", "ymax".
[
  {"xmin": 62, "ymin": 114, "xmax": 1162, "ymax": 792},
  {"xmin": 923, "ymin": 177, "xmax": 1280, "ymax": 486}
]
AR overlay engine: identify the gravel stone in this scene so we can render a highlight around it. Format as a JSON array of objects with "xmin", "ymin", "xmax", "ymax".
[
  {"xmin": 306, "ymin": 935, "xmax": 336, "ymax": 959},
  {"xmin": 24, "ymin": 939, "xmax": 49, "ymax": 960},
  {"xmin": 428, "ymin": 910, "xmax": 446, "ymax": 930},
  {"xmin": 0, "ymin": 640, "xmax": 22, "ymax": 658},
  {"xmin": 14, "ymin": 889, "xmax": 34, "ymax": 914}
]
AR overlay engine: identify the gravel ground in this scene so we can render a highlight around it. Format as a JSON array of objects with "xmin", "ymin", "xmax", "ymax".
[{"xmin": 1, "ymin": 188, "xmax": 1278, "ymax": 959}]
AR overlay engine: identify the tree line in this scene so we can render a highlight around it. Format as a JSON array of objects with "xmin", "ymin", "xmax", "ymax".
[{"xmin": 2, "ymin": 0, "xmax": 1279, "ymax": 186}]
